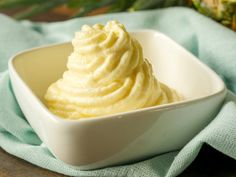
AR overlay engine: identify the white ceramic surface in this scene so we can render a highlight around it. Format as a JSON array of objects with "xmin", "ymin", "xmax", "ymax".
[{"xmin": 8, "ymin": 30, "xmax": 226, "ymax": 170}]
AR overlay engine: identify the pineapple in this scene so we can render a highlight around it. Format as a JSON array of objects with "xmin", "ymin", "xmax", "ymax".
[
  {"xmin": 0, "ymin": 0, "xmax": 235, "ymax": 30},
  {"xmin": 192, "ymin": 0, "xmax": 236, "ymax": 30}
]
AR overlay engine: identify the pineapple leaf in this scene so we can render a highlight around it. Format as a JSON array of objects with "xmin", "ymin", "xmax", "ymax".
[
  {"xmin": 13, "ymin": 0, "xmax": 67, "ymax": 19},
  {"xmin": 72, "ymin": 0, "xmax": 114, "ymax": 17},
  {"xmin": 0, "ymin": 0, "xmax": 45, "ymax": 9},
  {"xmin": 109, "ymin": 0, "xmax": 135, "ymax": 12}
]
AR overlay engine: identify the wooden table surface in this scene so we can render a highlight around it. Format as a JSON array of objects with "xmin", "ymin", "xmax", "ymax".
[{"xmin": 1, "ymin": 145, "xmax": 236, "ymax": 177}]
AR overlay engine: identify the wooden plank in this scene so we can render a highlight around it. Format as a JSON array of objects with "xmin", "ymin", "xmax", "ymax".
[
  {"xmin": 0, "ymin": 148, "xmax": 66, "ymax": 177},
  {"xmin": 1, "ymin": 145, "xmax": 236, "ymax": 177}
]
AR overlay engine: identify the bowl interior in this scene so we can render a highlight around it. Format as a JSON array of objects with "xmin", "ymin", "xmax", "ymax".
[
  {"xmin": 12, "ymin": 43, "xmax": 71, "ymax": 104},
  {"xmin": 11, "ymin": 30, "xmax": 224, "ymax": 105}
]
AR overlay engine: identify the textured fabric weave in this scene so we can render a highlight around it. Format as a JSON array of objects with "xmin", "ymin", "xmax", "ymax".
[{"xmin": 0, "ymin": 7, "xmax": 236, "ymax": 177}]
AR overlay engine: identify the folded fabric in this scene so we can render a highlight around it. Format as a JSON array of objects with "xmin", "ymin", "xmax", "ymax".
[{"xmin": 0, "ymin": 7, "xmax": 236, "ymax": 177}]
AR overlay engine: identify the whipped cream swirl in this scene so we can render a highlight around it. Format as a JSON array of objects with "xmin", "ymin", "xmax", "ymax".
[{"xmin": 45, "ymin": 21, "xmax": 181, "ymax": 119}]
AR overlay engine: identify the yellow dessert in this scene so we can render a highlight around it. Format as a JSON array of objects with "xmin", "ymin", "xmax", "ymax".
[{"xmin": 45, "ymin": 21, "xmax": 181, "ymax": 119}]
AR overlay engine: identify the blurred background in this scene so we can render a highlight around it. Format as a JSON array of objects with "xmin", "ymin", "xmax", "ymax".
[{"xmin": 0, "ymin": 0, "xmax": 235, "ymax": 31}]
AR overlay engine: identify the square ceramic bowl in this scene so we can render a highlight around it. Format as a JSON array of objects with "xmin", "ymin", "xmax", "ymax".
[{"xmin": 8, "ymin": 30, "xmax": 226, "ymax": 170}]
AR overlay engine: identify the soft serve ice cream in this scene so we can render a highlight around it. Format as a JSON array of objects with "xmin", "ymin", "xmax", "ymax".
[{"xmin": 45, "ymin": 21, "xmax": 181, "ymax": 119}]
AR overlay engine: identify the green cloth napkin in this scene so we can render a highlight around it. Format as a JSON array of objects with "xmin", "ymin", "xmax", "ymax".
[{"xmin": 0, "ymin": 7, "xmax": 236, "ymax": 177}]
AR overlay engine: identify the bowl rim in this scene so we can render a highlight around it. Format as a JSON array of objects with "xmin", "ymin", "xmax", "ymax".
[{"xmin": 8, "ymin": 29, "xmax": 227, "ymax": 124}]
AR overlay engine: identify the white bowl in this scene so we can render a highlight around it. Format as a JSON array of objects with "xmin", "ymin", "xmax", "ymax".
[{"xmin": 8, "ymin": 30, "xmax": 226, "ymax": 170}]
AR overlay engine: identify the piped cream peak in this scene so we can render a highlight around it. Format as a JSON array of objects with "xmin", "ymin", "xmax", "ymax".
[{"xmin": 45, "ymin": 21, "xmax": 181, "ymax": 119}]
